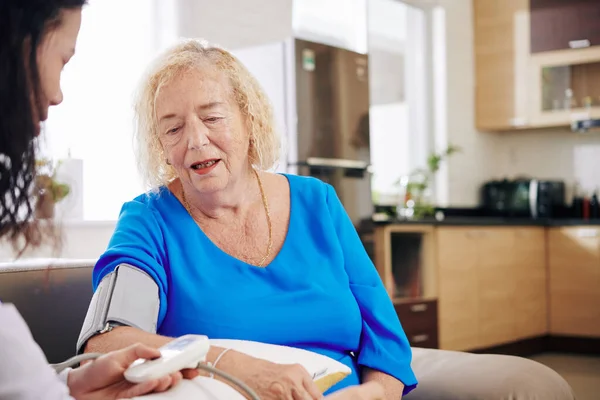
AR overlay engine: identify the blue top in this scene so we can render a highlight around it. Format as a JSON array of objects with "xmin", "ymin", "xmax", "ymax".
[{"xmin": 93, "ymin": 174, "xmax": 417, "ymax": 395}]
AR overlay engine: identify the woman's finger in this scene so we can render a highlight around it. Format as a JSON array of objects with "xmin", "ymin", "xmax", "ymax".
[
  {"xmin": 153, "ymin": 375, "xmax": 174, "ymax": 392},
  {"xmin": 119, "ymin": 379, "xmax": 161, "ymax": 399},
  {"xmin": 169, "ymin": 371, "xmax": 183, "ymax": 387},
  {"xmin": 181, "ymin": 368, "xmax": 200, "ymax": 380},
  {"xmin": 291, "ymin": 386, "xmax": 314, "ymax": 400},
  {"xmin": 302, "ymin": 374, "xmax": 324, "ymax": 400}
]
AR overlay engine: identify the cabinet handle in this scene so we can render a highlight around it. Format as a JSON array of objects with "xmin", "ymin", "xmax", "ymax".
[
  {"xmin": 569, "ymin": 39, "xmax": 590, "ymax": 49},
  {"xmin": 410, "ymin": 303, "xmax": 428, "ymax": 313},
  {"xmin": 411, "ymin": 334, "xmax": 429, "ymax": 343},
  {"xmin": 509, "ymin": 117, "xmax": 527, "ymax": 127},
  {"xmin": 577, "ymin": 229, "xmax": 598, "ymax": 238}
]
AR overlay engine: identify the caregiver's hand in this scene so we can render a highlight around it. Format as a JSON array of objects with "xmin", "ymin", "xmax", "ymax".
[
  {"xmin": 240, "ymin": 358, "xmax": 324, "ymax": 400},
  {"xmin": 67, "ymin": 343, "xmax": 183, "ymax": 400},
  {"xmin": 324, "ymin": 382, "xmax": 386, "ymax": 400}
]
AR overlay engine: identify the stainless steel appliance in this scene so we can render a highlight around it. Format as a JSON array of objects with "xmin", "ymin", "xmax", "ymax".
[
  {"xmin": 481, "ymin": 179, "xmax": 566, "ymax": 218},
  {"xmin": 233, "ymin": 39, "xmax": 372, "ymax": 226}
]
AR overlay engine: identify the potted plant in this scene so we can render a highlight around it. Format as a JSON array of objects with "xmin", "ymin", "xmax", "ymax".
[
  {"xmin": 396, "ymin": 145, "xmax": 461, "ymax": 219},
  {"xmin": 35, "ymin": 158, "xmax": 70, "ymax": 219}
]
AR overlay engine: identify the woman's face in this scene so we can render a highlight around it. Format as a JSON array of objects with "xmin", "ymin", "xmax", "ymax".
[
  {"xmin": 156, "ymin": 67, "xmax": 251, "ymax": 194},
  {"xmin": 35, "ymin": 8, "xmax": 82, "ymax": 126}
]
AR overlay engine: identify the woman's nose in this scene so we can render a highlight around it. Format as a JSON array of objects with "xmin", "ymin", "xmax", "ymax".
[
  {"xmin": 187, "ymin": 118, "xmax": 210, "ymax": 149},
  {"xmin": 49, "ymin": 87, "xmax": 64, "ymax": 107}
]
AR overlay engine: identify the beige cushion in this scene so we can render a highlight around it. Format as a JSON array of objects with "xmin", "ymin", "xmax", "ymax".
[{"xmin": 407, "ymin": 347, "xmax": 576, "ymax": 400}]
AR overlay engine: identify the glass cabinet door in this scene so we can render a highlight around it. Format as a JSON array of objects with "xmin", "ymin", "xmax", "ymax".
[
  {"xmin": 541, "ymin": 60, "xmax": 600, "ymax": 112},
  {"xmin": 529, "ymin": 47, "xmax": 600, "ymax": 128}
]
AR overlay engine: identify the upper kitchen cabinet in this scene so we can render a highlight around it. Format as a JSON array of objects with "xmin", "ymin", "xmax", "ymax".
[
  {"xmin": 474, "ymin": 0, "xmax": 600, "ymax": 131},
  {"xmin": 473, "ymin": 0, "xmax": 530, "ymax": 131},
  {"xmin": 530, "ymin": 0, "xmax": 600, "ymax": 53}
]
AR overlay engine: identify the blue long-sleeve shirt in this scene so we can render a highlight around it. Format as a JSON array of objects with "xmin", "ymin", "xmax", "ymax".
[{"xmin": 93, "ymin": 174, "xmax": 418, "ymax": 395}]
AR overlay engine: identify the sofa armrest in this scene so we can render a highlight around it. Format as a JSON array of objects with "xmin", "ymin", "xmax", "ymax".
[
  {"xmin": 407, "ymin": 347, "xmax": 576, "ymax": 400},
  {"xmin": 0, "ymin": 258, "xmax": 95, "ymax": 363}
]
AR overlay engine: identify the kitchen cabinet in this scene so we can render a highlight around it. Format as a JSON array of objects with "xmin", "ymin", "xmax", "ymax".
[
  {"xmin": 473, "ymin": 0, "xmax": 530, "ymax": 131},
  {"xmin": 373, "ymin": 224, "xmax": 440, "ymax": 348},
  {"xmin": 530, "ymin": 0, "xmax": 600, "ymax": 54},
  {"xmin": 548, "ymin": 227, "xmax": 600, "ymax": 337},
  {"xmin": 512, "ymin": 228, "xmax": 548, "ymax": 340},
  {"xmin": 474, "ymin": 0, "xmax": 600, "ymax": 131},
  {"xmin": 436, "ymin": 227, "xmax": 480, "ymax": 351},
  {"xmin": 373, "ymin": 222, "xmax": 600, "ymax": 352},
  {"xmin": 528, "ymin": 48, "xmax": 600, "ymax": 128},
  {"xmin": 373, "ymin": 224, "xmax": 437, "ymax": 301},
  {"xmin": 394, "ymin": 298, "xmax": 439, "ymax": 349},
  {"xmin": 437, "ymin": 227, "xmax": 547, "ymax": 351}
]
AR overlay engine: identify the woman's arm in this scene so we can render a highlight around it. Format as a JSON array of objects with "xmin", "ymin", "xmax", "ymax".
[
  {"xmin": 325, "ymin": 381, "xmax": 385, "ymax": 400},
  {"xmin": 85, "ymin": 326, "xmax": 170, "ymax": 354},
  {"xmin": 324, "ymin": 184, "xmax": 418, "ymax": 396},
  {"xmin": 362, "ymin": 367, "xmax": 404, "ymax": 399},
  {"xmin": 85, "ymin": 326, "xmax": 253, "ymax": 380},
  {"xmin": 85, "ymin": 326, "xmax": 324, "ymax": 400}
]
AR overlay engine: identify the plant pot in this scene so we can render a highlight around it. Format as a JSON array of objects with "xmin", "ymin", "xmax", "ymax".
[{"xmin": 36, "ymin": 192, "xmax": 55, "ymax": 220}]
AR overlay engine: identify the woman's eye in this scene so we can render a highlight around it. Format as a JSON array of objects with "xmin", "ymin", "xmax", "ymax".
[
  {"xmin": 167, "ymin": 127, "xmax": 180, "ymax": 134},
  {"xmin": 205, "ymin": 117, "xmax": 222, "ymax": 123}
]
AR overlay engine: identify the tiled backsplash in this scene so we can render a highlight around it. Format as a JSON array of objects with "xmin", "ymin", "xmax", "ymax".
[{"xmin": 486, "ymin": 129, "xmax": 600, "ymax": 202}]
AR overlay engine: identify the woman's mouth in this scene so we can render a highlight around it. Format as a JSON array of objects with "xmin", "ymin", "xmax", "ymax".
[{"xmin": 191, "ymin": 159, "xmax": 220, "ymax": 175}]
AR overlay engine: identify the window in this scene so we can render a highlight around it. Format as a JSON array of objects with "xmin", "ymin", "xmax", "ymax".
[
  {"xmin": 368, "ymin": 0, "xmax": 445, "ymax": 205},
  {"xmin": 41, "ymin": 0, "xmax": 179, "ymax": 220}
]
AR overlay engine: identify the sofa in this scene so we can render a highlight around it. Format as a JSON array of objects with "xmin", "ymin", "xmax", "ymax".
[{"xmin": 0, "ymin": 258, "xmax": 576, "ymax": 399}]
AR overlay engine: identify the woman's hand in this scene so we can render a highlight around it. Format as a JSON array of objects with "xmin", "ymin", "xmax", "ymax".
[
  {"xmin": 67, "ymin": 343, "xmax": 183, "ymax": 400},
  {"xmin": 324, "ymin": 382, "xmax": 385, "ymax": 400},
  {"xmin": 237, "ymin": 358, "xmax": 324, "ymax": 400}
]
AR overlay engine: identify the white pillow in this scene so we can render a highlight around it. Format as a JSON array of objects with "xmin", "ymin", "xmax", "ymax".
[
  {"xmin": 134, "ymin": 377, "xmax": 246, "ymax": 400},
  {"xmin": 133, "ymin": 339, "xmax": 353, "ymax": 400},
  {"xmin": 210, "ymin": 339, "xmax": 352, "ymax": 392}
]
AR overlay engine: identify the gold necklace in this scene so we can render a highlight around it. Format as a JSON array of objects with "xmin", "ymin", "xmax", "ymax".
[{"xmin": 181, "ymin": 169, "xmax": 273, "ymax": 267}]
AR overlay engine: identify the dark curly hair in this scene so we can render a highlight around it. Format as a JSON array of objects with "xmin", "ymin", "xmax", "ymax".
[{"xmin": 0, "ymin": 0, "xmax": 86, "ymax": 254}]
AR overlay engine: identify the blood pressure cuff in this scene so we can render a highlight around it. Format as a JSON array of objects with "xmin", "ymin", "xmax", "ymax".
[{"xmin": 76, "ymin": 263, "xmax": 160, "ymax": 354}]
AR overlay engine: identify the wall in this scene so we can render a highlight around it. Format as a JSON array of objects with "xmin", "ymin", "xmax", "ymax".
[
  {"xmin": 436, "ymin": 0, "xmax": 499, "ymax": 206},
  {"xmin": 0, "ymin": 222, "xmax": 116, "ymax": 262},
  {"xmin": 176, "ymin": 0, "xmax": 293, "ymax": 49}
]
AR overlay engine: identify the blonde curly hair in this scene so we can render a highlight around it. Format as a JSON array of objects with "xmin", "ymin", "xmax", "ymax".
[{"xmin": 134, "ymin": 39, "xmax": 281, "ymax": 190}]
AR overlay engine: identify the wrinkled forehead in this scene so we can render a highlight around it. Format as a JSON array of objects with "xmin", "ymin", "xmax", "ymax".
[{"xmin": 154, "ymin": 64, "xmax": 234, "ymax": 110}]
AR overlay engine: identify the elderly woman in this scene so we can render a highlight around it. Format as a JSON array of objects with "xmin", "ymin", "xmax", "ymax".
[{"xmin": 81, "ymin": 39, "xmax": 417, "ymax": 399}]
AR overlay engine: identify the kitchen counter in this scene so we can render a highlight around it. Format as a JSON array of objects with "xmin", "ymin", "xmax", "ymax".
[{"xmin": 372, "ymin": 217, "xmax": 600, "ymax": 227}]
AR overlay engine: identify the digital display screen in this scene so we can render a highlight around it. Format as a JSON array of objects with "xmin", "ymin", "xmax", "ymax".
[{"xmin": 162, "ymin": 337, "xmax": 196, "ymax": 353}]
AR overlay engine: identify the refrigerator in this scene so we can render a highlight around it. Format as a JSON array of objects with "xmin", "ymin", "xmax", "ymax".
[{"xmin": 232, "ymin": 38, "xmax": 373, "ymax": 226}]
